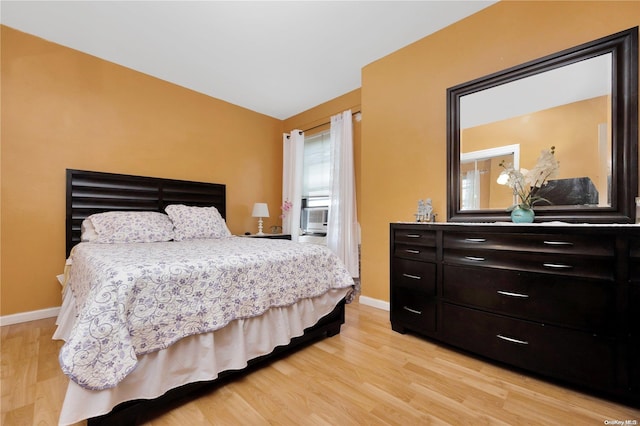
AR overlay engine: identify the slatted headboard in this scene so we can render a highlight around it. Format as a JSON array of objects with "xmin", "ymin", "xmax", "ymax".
[{"xmin": 66, "ymin": 169, "xmax": 226, "ymax": 257}]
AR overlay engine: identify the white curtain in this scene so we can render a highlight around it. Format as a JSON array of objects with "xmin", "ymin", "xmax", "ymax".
[
  {"xmin": 282, "ymin": 130, "xmax": 304, "ymax": 242},
  {"xmin": 327, "ymin": 110, "xmax": 359, "ymax": 278},
  {"xmin": 462, "ymin": 169, "xmax": 480, "ymax": 210}
]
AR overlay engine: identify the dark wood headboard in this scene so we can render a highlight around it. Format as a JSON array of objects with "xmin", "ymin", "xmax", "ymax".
[{"xmin": 66, "ymin": 169, "xmax": 226, "ymax": 257}]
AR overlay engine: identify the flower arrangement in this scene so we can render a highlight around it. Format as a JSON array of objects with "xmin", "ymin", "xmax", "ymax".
[
  {"xmin": 497, "ymin": 146, "xmax": 560, "ymax": 211},
  {"xmin": 280, "ymin": 200, "xmax": 293, "ymax": 219}
]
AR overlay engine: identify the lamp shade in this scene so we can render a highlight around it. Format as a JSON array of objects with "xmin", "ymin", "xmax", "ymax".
[{"xmin": 252, "ymin": 203, "xmax": 270, "ymax": 218}]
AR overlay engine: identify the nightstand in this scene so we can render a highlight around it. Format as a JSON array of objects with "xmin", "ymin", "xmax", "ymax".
[{"xmin": 240, "ymin": 233, "xmax": 291, "ymax": 240}]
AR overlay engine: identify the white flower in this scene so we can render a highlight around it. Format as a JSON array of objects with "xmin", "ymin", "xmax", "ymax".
[
  {"xmin": 497, "ymin": 146, "xmax": 559, "ymax": 210},
  {"xmin": 496, "ymin": 172, "xmax": 509, "ymax": 186},
  {"xmin": 525, "ymin": 149, "xmax": 560, "ymax": 188}
]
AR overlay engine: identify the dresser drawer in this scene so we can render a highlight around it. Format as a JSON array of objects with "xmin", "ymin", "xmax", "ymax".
[
  {"xmin": 393, "ymin": 228, "xmax": 437, "ymax": 262},
  {"xmin": 394, "ymin": 242, "xmax": 436, "ymax": 262},
  {"xmin": 391, "ymin": 288, "xmax": 436, "ymax": 333},
  {"xmin": 444, "ymin": 249, "xmax": 614, "ymax": 280},
  {"xmin": 442, "ymin": 303, "xmax": 617, "ymax": 389},
  {"xmin": 443, "ymin": 232, "xmax": 615, "ymax": 257},
  {"xmin": 394, "ymin": 228, "xmax": 436, "ymax": 246},
  {"xmin": 442, "ymin": 264, "xmax": 615, "ymax": 333},
  {"xmin": 391, "ymin": 258, "xmax": 436, "ymax": 295}
]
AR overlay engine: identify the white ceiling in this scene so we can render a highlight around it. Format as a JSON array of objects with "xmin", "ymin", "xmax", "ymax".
[
  {"xmin": 1, "ymin": 1, "xmax": 496, "ymax": 120},
  {"xmin": 461, "ymin": 53, "xmax": 612, "ymax": 129}
]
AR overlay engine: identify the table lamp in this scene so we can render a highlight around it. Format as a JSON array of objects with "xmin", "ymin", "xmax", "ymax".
[{"xmin": 251, "ymin": 203, "xmax": 270, "ymax": 235}]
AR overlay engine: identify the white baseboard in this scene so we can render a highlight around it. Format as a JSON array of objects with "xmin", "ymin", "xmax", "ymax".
[
  {"xmin": 358, "ymin": 295, "xmax": 390, "ymax": 311},
  {"xmin": 0, "ymin": 307, "xmax": 60, "ymax": 327}
]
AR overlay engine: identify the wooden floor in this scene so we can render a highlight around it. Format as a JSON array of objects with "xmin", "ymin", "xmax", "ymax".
[{"xmin": 2, "ymin": 301, "xmax": 639, "ymax": 425}]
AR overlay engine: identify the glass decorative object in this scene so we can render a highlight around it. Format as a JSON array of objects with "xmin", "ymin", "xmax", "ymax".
[{"xmin": 510, "ymin": 206, "xmax": 535, "ymax": 223}]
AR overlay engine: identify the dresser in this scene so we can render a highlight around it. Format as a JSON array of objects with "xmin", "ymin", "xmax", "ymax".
[{"xmin": 390, "ymin": 222, "xmax": 640, "ymax": 404}]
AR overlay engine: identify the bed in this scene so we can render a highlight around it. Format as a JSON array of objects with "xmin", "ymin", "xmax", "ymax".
[{"xmin": 54, "ymin": 169, "xmax": 354, "ymax": 425}]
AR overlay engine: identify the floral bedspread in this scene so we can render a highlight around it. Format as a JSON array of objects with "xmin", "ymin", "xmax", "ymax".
[{"xmin": 60, "ymin": 237, "xmax": 354, "ymax": 390}]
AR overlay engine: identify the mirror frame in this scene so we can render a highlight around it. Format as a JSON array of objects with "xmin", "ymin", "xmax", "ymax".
[{"xmin": 447, "ymin": 27, "xmax": 638, "ymax": 223}]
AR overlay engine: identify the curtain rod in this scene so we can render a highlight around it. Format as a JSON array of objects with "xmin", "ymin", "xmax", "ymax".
[
  {"xmin": 303, "ymin": 109, "xmax": 361, "ymax": 133},
  {"xmin": 286, "ymin": 109, "xmax": 361, "ymax": 136},
  {"xmin": 284, "ymin": 110, "xmax": 361, "ymax": 134},
  {"xmin": 302, "ymin": 121, "xmax": 328, "ymax": 133}
]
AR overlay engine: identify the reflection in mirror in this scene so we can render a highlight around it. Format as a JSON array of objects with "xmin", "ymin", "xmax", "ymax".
[
  {"xmin": 447, "ymin": 27, "xmax": 638, "ymax": 223},
  {"xmin": 461, "ymin": 145, "xmax": 519, "ymax": 209},
  {"xmin": 459, "ymin": 54, "xmax": 612, "ymax": 211}
]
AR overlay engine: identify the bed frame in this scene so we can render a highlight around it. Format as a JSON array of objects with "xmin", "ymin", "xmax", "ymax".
[
  {"xmin": 65, "ymin": 169, "xmax": 347, "ymax": 425},
  {"xmin": 66, "ymin": 169, "xmax": 227, "ymax": 257}
]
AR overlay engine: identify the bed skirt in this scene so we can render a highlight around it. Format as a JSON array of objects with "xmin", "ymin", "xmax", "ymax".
[{"xmin": 54, "ymin": 286, "xmax": 350, "ymax": 425}]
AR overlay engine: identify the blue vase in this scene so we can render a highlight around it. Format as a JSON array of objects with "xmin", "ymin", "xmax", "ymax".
[{"xmin": 510, "ymin": 206, "xmax": 535, "ymax": 223}]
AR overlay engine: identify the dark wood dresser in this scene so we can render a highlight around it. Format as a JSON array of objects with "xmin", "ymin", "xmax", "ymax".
[{"xmin": 390, "ymin": 222, "xmax": 640, "ymax": 405}]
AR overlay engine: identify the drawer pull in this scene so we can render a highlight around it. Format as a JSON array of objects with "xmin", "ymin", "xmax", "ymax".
[
  {"xmin": 464, "ymin": 256, "xmax": 485, "ymax": 262},
  {"xmin": 496, "ymin": 334, "xmax": 529, "ymax": 345},
  {"xmin": 403, "ymin": 306, "xmax": 422, "ymax": 315},
  {"xmin": 543, "ymin": 240, "xmax": 574, "ymax": 246},
  {"xmin": 497, "ymin": 290, "xmax": 529, "ymax": 298},
  {"xmin": 405, "ymin": 249, "xmax": 420, "ymax": 254},
  {"xmin": 465, "ymin": 238, "xmax": 486, "ymax": 243},
  {"xmin": 402, "ymin": 273, "xmax": 422, "ymax": 280},
  {"xmin": 406, "ymin": 234, "xmax": 422, "ymax": 238},
  {"xmin": 542, "ymin": 263, "xmax": 573, "ymax": 269}
]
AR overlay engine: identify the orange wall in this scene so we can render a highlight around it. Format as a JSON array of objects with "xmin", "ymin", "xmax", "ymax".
[
  {"xmin": 1, "ymin": 26, "xmax": 283, "ymax": 316},
  {"xmin": 360, "ymin": 1, "xmax": 640, "ymax": 302},
  {"xmin": 2, "ymin": 1, "xmax": 640, "ymax": 316}
]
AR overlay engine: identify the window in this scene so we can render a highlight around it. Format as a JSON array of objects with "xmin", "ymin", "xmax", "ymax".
[{"xmin": 302, "ymin": 131, "xmax": 331, "ymax": 204}]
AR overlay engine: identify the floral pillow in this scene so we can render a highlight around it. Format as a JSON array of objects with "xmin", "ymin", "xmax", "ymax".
[
  {"xmin": 83, "ymin": 211, "xmax": 175, "ymax": 244},
  {"xmin": 165, "ymin": 204, "xmax": 231, "ymax": 241}
]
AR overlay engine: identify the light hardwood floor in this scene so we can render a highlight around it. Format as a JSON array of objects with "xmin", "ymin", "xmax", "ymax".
[{"xmin": 2, "ymin": 301, "xmax": 639, "ymax": 425}]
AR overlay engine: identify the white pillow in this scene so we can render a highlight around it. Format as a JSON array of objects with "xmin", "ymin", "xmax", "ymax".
[
  {"xmin": 80, "ymin": 219, "xmax": 99, "ymax": 242},
  {"xmin": 165, "ymin": 204, "xmax": 231, "ymax": 241},
  {"xmin": 83, "ymin": 211, "xmax": 175, "ymax": 244}
]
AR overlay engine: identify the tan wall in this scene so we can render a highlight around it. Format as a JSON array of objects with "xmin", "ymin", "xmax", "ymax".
[
  {"xmin": 1, "ymin": 26, "xmax": 283, "ymax": 316},
  {"xmin": 360, "ymin": 1, "xmax": 640, "ymax": 302}
]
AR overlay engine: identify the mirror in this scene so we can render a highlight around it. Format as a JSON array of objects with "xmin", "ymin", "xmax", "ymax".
[{"xmin": 447, "ymin": 27, "xmax": 638, "ymax": 223}]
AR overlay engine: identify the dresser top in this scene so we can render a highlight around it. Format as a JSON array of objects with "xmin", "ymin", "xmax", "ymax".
[
  {"xmin": 391, "ymin": 221, "xmax": 640, "ymax": 229},
  {"xmin": 392, "ymin": 221, "xmax": 640, "ymax": 232}
]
